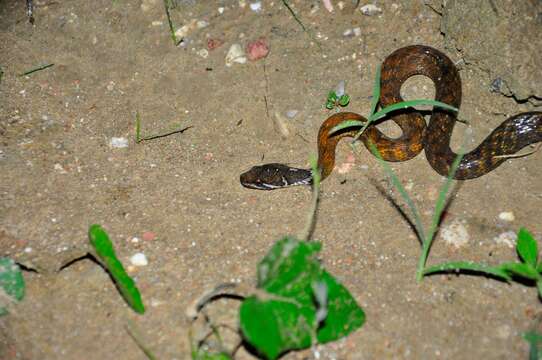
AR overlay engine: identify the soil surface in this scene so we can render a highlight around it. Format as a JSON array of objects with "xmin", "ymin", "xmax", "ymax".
[{"xmin": 1, "ymin": 0, "xmax": 541, "ymax": 359}]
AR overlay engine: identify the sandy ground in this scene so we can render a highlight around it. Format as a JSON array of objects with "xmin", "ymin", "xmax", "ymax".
[{"xmin": 0, "ymin": 0, "xmax": 541, "ymax": 359}]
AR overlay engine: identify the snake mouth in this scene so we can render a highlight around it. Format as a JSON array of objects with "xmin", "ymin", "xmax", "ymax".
[{"xmin": 239, "ymin": 179, "xmax": 277, "ymax": 190}]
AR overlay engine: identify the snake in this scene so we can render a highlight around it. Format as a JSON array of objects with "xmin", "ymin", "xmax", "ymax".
[{"xmin": 240, "ymin": 45, "xmax": 542, "ymax": 190}]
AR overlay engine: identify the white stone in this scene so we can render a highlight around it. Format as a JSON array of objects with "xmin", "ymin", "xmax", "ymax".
[
  {"xmin": 440, "ymin": 220, "xmax": 470, "ymax": 248},
  {"xmin": 225, "ymin": 44, "xmax": 247, "ymax": 66},
  {"xmin": 130, "ymin": 253, "xmax": 148, "ymax": 267},
  {"xmin": 498, "ymin": 211, "xmax": 515, "ymax": 222},
  {"xmin": 360, "ymin": 4, "xmax": 382, "ymax": 16},
  {"xmin": 109, "ymin": 137, "xmax": 129, "ymax": 148}
]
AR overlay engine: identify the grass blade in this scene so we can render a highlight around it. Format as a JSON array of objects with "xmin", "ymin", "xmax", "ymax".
[
  {"xmin": 416, "ymin": 149, "xmax": 465, "ymax": 281},
  {"xmin": 329, "ymin": 120, "xmax": 365, "ymax": 136},
  {"xmin": 369, "ymin": 100, "xmax": 458, "ymax": 122},
  {"xmin": 163, "ymin": 0, "xmax": 181, "ymax": 46},
  {"xmin": 423, "ymin": 261, "xmax": 511, "ymax": 281}
]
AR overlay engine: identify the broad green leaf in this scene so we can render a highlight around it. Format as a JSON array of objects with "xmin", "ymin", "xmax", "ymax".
[
  {"xmin": 88, "ymin": 224, "xmax": 145, "ymax": 314},
  {"xmin": 0, "ymin": 258, "xmax": 25, "ymax": 316},
  {"xmin": 423, "ymin": 261, "xmax": 511, "ymax": 281},
  {"xmin": 517, "ymin": 228, "xmax": 538, "ymax": 267},
  {"xmin": 499, "ymin": 262, "xmax": 540, "ymax": 281},
  {"xmin": 240, "ymin": 237, "xmax": 364, "ymax": 359},
  {"xmin": 316, "ymin": 271, "xmax": 365, "ymax": 343},
  {"xmin": 257, "ymin": 237, "xmax": 321, "ymax": 297},
  {"xmin": 240, "ymin": 297, "xmax": 312, "ymax": 360}
]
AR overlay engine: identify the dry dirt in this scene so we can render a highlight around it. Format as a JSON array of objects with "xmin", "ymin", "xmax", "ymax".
[{"xmin": 0, "ymin": 0, "xmax": 541, "ymax": 359}]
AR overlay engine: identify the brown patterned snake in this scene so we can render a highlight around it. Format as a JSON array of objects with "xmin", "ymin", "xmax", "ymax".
[{"xmin": 240, "ymin": 45, "xmax": 542, "ymax": 190}]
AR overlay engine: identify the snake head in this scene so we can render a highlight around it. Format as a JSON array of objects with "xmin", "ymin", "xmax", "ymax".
[{"xmin": 240, "ymin": 163, "xmax": 312, "ymax": 190}]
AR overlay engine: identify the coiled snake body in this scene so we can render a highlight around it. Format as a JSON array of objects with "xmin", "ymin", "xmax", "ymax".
[{"xmin": 240, "ymin": 45, "xmax": 542, "ymax": 190}]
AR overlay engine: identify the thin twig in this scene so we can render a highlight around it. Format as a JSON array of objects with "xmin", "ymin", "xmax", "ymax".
[{"xmin": 19, "ymin": 63, "xmax": 54, "ymax": 77}]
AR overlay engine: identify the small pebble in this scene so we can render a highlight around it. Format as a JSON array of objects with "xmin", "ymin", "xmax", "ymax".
[
  {"xmin": 498, "ymin": 211, "xmax": 515, "ymax": 222},
  {"xmin": 494, "ymin": 231, "xmax": 516, "ymax": 248},
  {"xmin": 196, "ymin": 20, "xmax": 209, "ymax": 29},
  {"xmin": 142, "ymin": 232, "xmax": 157, "ymax": 241},
  {"xmin": 225, "ymin": 43, "xmax": 247, "ymax": 66},
  {"xmin": 175, "ymin": 19, "xmax": 197, "ymax": 38},
  {"xmin": 322, "ymin": 0, "xmax": 334, "ymax": 12},
  {"xmin": 285, "ymin": 109, "xmax": 298, "ymax": 118},
  {"xmin": 249, "ymin": 1, "xmax": 262, "ymax": 12},
  {"xmin": 441, "ymin": 220, "xmax": 470, "ymax": 248},
  {"xmin": 335, "ymin": 80, "xmax": 345, "ymax": 97},
  {"xmin": 197, "ymin": 49, "xmax": 209, "ymax": 58},
  {"xmin": 207, "ymin": 38, "xmax": 224, "ymax": 50},
  {"xmin": 218, "ymin": 7, "xmax": 225, "ymax": 14},
  {"xmin": 109, "ymin": 137, "xmax": 129, "ymax": 148},
  {"xmin": 54, "ymin": 163, "xmax": 67, "ymax": 173},
  {"xmin": 130, "ymin": 253, "xmax": 148, "ymax": 267},
  {"xmin": 246, "ymin": 38, "xmax": 269, "ymax": 61},
  {"xmin": 360, "ymin": 4, "xmax": 382, "ymax": 16}
]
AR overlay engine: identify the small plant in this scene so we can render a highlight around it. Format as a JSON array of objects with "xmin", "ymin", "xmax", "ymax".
[
  {"xmin": 0, "ymin": 257, "xmax": 25, "ymax": 316},
  {"xmin": 88, "ymin": 224, "xmax": 145, "ymax": 314},
  {"xmin": 189, "ymin": 160, "xmax": 365, "ymax": 359},
  {"xmin": 239, "ymin": 237, "xmax": 365, "ymax": 359},
  {"xmin": 424, "ymin": 228, "xmax": 542, "ymax": 299},
  {"xmin": 325, "ymin": 80, "xmax": 350, "ymax": 110}
]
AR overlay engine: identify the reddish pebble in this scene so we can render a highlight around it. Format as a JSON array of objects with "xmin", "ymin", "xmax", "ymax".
[
  {"xmin": 142, "ymin": 231, "xmax": 157, "ymax": 241},
  {"xmin": 204, "ymin": 152, "xmax": 213, "ymax": 160},
  {"xmin": 207, "ymin": 38, "xmax": 224, "ymax": 50},
  {"xmin": 246, "ymin": 38, "xmax": 269, "ymax": 61}
]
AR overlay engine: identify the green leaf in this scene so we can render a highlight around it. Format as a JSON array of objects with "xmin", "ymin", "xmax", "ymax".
[
  {"xmin": 316, "ymin": 271, "xmax": 365, "ymax": 343},
  {"xmin": 240, "ymin": 297, "xmax": 312, "ymax": 360},
  {"xmin": 192, "ymin": 350, "xmax": 232, "ymax": 360},
  {"xmin": 338, "ymin": 94, "xmax": 350, "ymax": 107},
  {"xmin": 523, "ymin": 331, "xmax": 542, "ymax": 360},
  {"xmin": 327, "ymin": 91, "xmax": 337, "ymax": 102},
  {"xmin": 329, "ymin": 120, "xmax": 365, "ymax": 136},
  {"xmin": 369, "ymin": 65, "xmax": 381, "ymax": 117},
  {"xmin": 369, "ymin": 99, "xmax": 458, "ymax": 122},
  {"xmin": 88, "ymin": 224, "xmax": 145, "ymax": 314},
  {"xmin": 0, "ymin": 258, "xmax": 25, "ymax": 316},
  {"xmin": 499, "ymin": 262, "xmax": 540, "ymax": 281},
  {"xmin": 240, "ymin": 237, "xmax": 364, "ymax": 359},
  {"xmin": 423, "ymin": 261, "xmax": 511, "ymax": 281},
  {"xmin": 517, "ymin": 228, "xmax": 538, "ymax": 267}
]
